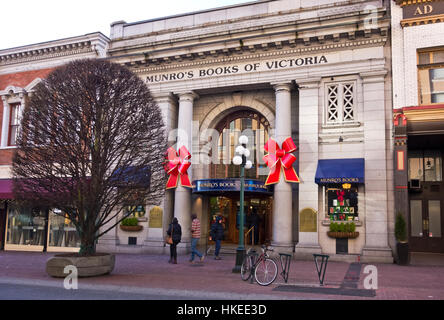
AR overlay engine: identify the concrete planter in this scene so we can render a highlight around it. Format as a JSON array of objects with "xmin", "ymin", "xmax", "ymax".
[
  {"xmin": 46, "ymin": 253, "xmax": 115, "ymax": 278},
  {"xmin": 327, "ymin": 231, "xmax": 359, "ymax": 239},
  {"xmin": 120, "ymin": 225, "xmax": 143, "ymax": 232}
]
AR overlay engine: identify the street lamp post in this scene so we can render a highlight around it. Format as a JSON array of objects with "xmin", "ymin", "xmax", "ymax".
[{"xmin": 232, "ymin": 135, "xmax": 253, "ymax": 273}]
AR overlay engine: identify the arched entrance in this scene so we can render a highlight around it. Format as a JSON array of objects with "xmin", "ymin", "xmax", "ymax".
[{"xmin": 194, "ymin": 108, "xmax": 273, "ymax": 245}]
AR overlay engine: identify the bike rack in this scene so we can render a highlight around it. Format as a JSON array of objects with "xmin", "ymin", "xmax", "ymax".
[
  {"xmin": 278, "ymin": 253, "xmax": 292, "ymax": 283},
  {"xmin": 249, "ymin": 251, "xmax": 259, "ymax": 284},
  {"xmin": 313, "ymin": 254, "xmax": 329, "ymax": 286}
]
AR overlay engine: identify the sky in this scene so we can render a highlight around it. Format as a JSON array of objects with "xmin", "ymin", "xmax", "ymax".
[{"xmin": 0, "ymin": 0, "xmax": 254, "ymax": 50}]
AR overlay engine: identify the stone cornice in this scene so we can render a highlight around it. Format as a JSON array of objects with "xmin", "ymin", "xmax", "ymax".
[
  {"xmin": 401, "ymin": 13, "xmax": 444, "ymax": 26},
  {"xmin": 109, "ymin": 3, "xmax": 388, "ymax": 60},
  {"xmin": 0, "ymin": 33, "xmax": 109, "ymax": 67},
  {"xmin": 130, "ymin": 36, "xmax": 388, "ymax": 74},
  {"xmin": 395, "ymin": 0, "xmax": 442, "ymax": 7}
]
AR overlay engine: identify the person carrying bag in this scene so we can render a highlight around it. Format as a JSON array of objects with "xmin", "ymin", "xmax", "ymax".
[{"xmin": 166, "ymin": 217, "xmax": 182, "ymax": 264}]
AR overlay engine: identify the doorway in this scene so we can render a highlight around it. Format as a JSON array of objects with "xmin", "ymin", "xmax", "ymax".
[
  {"xmin": 409, "ymin": 197, "xmax": 444, "ymax": 253},
  {"xmin": 208, "ymin": 196, "xmax": 272, "ymax": 245}
]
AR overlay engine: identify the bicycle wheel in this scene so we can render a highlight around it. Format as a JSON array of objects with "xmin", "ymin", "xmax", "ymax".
[
  {"xmin": 241, "ymin": 255, "xmax": 253, "ymax": 281},
  {"xmin": 254, "ymin": 258, "xmax": 278, "ymax": 286}
]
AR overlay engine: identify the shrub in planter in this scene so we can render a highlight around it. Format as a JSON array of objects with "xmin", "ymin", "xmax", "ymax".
[
  {"xmin": 328, "ymin": 222, "xmax": 359, "ymax": 239},
  {"xmin": 395, "ymin": 213, "xmax": 409, "ymax": 265},
  {"xmin": 120, "ymin": 217, "xmax": 143, "ymax": 232}
]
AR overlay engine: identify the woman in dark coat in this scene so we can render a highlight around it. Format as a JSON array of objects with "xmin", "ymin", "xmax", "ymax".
[
  {"xmin": 210, "ymin": 216, "xmax": 224, "ymax": 260},
  {"xmin": 167, "ymin": 217, "xmax": 182, "ymax": 264}
]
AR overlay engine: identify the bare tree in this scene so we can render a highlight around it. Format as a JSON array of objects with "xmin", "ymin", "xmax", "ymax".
[{"xmin": 12, "ymin": 59, "xmax": 166, "ymax": 255}]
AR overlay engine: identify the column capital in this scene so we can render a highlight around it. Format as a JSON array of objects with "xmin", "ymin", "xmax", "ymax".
[
  {"xmin": 271, "ymin": 82, "xmax": 293, "ymax": 93},
  {"xmin": 176, "ymin": 91, "xmax": 199, "ymax": 103},
  {"xmin": 295, "ymin": 77, "xmax": 321, "ymax": 89},
  {"xmin": 152, "ymin": 92, "xmax": 177, "ymax": 104},
  {"xmin": 359, "ymin": 70, "xmax": 388, "ymax": 83}
]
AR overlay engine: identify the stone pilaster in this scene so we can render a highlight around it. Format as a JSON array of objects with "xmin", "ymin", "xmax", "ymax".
[
  {"xmin": 295, "ymin": 78, "xmax": 322, "ymax": 257},
  {"xmin": 360, "ymin": 71, "xmax": 393, "ymax": 263}
]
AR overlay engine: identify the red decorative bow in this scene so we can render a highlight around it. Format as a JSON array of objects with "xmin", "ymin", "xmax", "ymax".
[
  {"xmin": 164, "ymin": 146, "xmax": 192, "ymax": 189},
  {"xmin": 263, "ymin": 137, "xmax": 300, "ymax": 185},
  {"xmin": 336, "ymin": 190, "xmax": 345, "ymax": 202}
]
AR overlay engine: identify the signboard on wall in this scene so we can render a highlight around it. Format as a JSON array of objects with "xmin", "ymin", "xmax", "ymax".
[
  {"xmin": 403, "ymin": 1, "xmax": 444, "ymax": 19},
  {"xmin": 149, "ymin": 206, "xmax": 163, "ymax": 229}
]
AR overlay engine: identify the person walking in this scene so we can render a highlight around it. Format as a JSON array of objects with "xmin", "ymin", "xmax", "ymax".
[
  {"xmin": 166, "ymin": 217, "xmax": 182, "ymax": 264},
  {"xmin": 190, "ymin": 214, "xmax": 204, "ymax": 263},
  {"xmin": 210, "ymin": 215, "xmax": 224, "ymax": 260}
]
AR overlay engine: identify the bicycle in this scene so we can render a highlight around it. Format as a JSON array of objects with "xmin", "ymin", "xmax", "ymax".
[{"xmin": 240, "ymin": 245, "xmax": 278, "ymax": 286}]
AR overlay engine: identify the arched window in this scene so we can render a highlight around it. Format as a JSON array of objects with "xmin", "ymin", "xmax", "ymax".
[{"xmin": 211, "ymin": 110, "xmax": 270, "ymax": 179}]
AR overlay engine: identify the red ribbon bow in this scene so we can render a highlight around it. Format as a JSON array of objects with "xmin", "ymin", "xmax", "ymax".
[
  {"xmin": 263, "ymin": 137, "xmax": 300, "ymax": 185},
  {"xmin": 336, "ymin": 190, "xmax": 345, "ymax": 202},
  {"xmin": 164, "ymin": 146, "xmax": 192, "ymax": 189}
]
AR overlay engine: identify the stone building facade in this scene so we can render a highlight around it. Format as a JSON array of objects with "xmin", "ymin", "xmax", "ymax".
[
  {"xmin": 0, "ymin": 0, "xmax": 398, "ymax": 262},
  {"xmin": 98, "ymin": 0, "xmax": 395, "ymax": 263}
]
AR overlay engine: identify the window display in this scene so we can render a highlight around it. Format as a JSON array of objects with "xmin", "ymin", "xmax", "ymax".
[{"xmin": 326, "ymin": 184, "xmax": 359, "ymax": 221}]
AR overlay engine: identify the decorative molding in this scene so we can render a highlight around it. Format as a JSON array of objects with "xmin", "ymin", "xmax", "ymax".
[
  {"xmin": 0, "ymin": 45, "xmax": 94, "ymax": 66},
  {"xmin": 401, "ymin": 13, "xmax": 444, "ymax": 26},
  {"xmin": 396, "ymin": 0, "xmax": 441, "ymax": 7},
  {"xmin": 133, "ymin": 37, "xmax": 387, "ymax": 74}
]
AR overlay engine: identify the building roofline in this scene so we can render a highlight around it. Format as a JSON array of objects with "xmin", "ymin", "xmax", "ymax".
[
  {"xmin": 119, "ymin": 0, "xmax": 271, "ymax": 27},
  {"xmin": 0, "ymin": 32, "xmax": 110, "ymax": 55}
]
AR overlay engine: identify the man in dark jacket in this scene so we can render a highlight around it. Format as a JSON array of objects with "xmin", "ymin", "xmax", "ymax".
[
  {"xmin": 210, "ymin": 215, "xmax": 224, "ymax": 260},
  {"xmin": 167, "ymin": 217, "xmax": 182, "ymax": 264}
]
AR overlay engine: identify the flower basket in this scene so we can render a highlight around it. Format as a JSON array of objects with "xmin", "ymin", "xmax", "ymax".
[
  {"xmin": 327, "ymin": 231, "xmax": 359, "ymax": 239},
  {"xmin": 120, "ymin": 225, "xmax": 143, "ymax": 232}
]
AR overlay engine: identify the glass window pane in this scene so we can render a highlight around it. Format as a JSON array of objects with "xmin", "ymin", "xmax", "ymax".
[
  {"xmin": 48, "ymin": 209, "xmax": 81, "ymax": 248},
  {"xmin": 408, "ymin": 152, "xmax": 424, "ymax": 181},
  {"xmin": 430, "ymin": 68, "xmax": 444, "ymax": 103},
  {"xmin": 410, "ymin": 200, "xmax": 423, "ymax": 237},
  {"xmin": 7, "ymin": 206, "xmax": 46, "ymax": 246},
  {"xmin": 418, "ymin": 52, "xmax": 431, "ymax": 65},
  {"xmin": 428, "ymin": 201, "xmax": 441, "ymax": 238},
  {"xmin": 433, "ymin": 50, "xmax": 444, "ymax": 64},
  {"xmin": 424, "ymin": 150, "xmax": 442, "ymax": 181}
]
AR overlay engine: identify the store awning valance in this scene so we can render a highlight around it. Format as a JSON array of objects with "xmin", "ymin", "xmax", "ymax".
[
  {"xmin": 0, "ymin": 179, "xmax": 13, "ymax": 199},
  {"xmin": 315, "ymin": 159, "xmax": 365, "ymax": 185}
]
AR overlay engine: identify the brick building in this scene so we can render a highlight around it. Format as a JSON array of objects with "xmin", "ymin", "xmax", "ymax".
[
  {"xmin": 0, "ymin": 33, "xmax": 109, "ymax": 252},
  {"xmin": 392, "ymin": 0, "xmax": 444, "ymax": 255}
]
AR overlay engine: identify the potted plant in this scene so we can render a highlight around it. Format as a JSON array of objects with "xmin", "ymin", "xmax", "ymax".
[
  {"xmin": 120, "ymin": 217, "xmax": 143, "ymax": 232},
  {"xmin": 327, "ymin": 222, "xmax": 359, "ymax": 239},
  {"xmin": 395, "ymin": 213, "xmax": 409, "ymax": 265}
]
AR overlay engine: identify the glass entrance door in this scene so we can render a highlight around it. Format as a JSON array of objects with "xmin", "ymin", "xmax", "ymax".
[
  {"xmin": 209, "ymin": 196, "xmax": 272, "ymax": 245},
  {"xmin": 410, "ymin": 199, "xmax": 444, "ymax": 253}
]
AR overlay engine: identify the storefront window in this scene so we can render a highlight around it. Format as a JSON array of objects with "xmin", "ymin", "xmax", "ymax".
[
  {"xmin": 325, "ymin": 185, "xmax": 359, "ymax": 221},
  {"xmin": 48, "ymin": 209, "xmax": 80, "ymax": 248},
  {"xmin": 7, "ymin": 206, "xmax": 46, "ymax": 246},
  {"xmin": 418, "ymin": 49, "xmax": 444, "ymax": 105},
  {"xmin": 124, "ymin": 205, "xmax": 146, "ymax": 218},
  {"xmin": 408, "ymin": 150, "xmax": 442, "ymax": 181},
  {"xmin": 212, "ymin": 110, "xmax": 269, "ymax": 179}
]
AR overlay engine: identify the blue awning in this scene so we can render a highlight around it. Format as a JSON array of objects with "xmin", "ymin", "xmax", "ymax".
[{"xmin": 315, "ymin": 159, "xmax": 365, "ymax": 185}]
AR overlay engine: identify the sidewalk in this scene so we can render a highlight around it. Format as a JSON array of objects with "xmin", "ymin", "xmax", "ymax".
[{"xmin": 0, "ymin": 250, "xmax": 443, "ymax": 300}]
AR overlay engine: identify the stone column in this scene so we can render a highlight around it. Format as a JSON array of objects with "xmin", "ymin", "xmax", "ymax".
[
  {"xmin": 295, "ymin": 78, "xmax": 322, "ymax": 257},
  {"xmin": 1, "ymin": 97, "xmax": 10, "ymax": 148},
  {"xmin": 271, "ymin": 83, "xmax": 294, "ymax": 252},
  {"xmin": 360, "ymin": 71, "xmax": 393, "ymax": 263},
  {"xmin": 174, "ymin": 91, "xmax": 198, "ymax": 252},
  {"xmin": 144, "ymin": 93, "xmax": 178, "ymax": 254}
]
